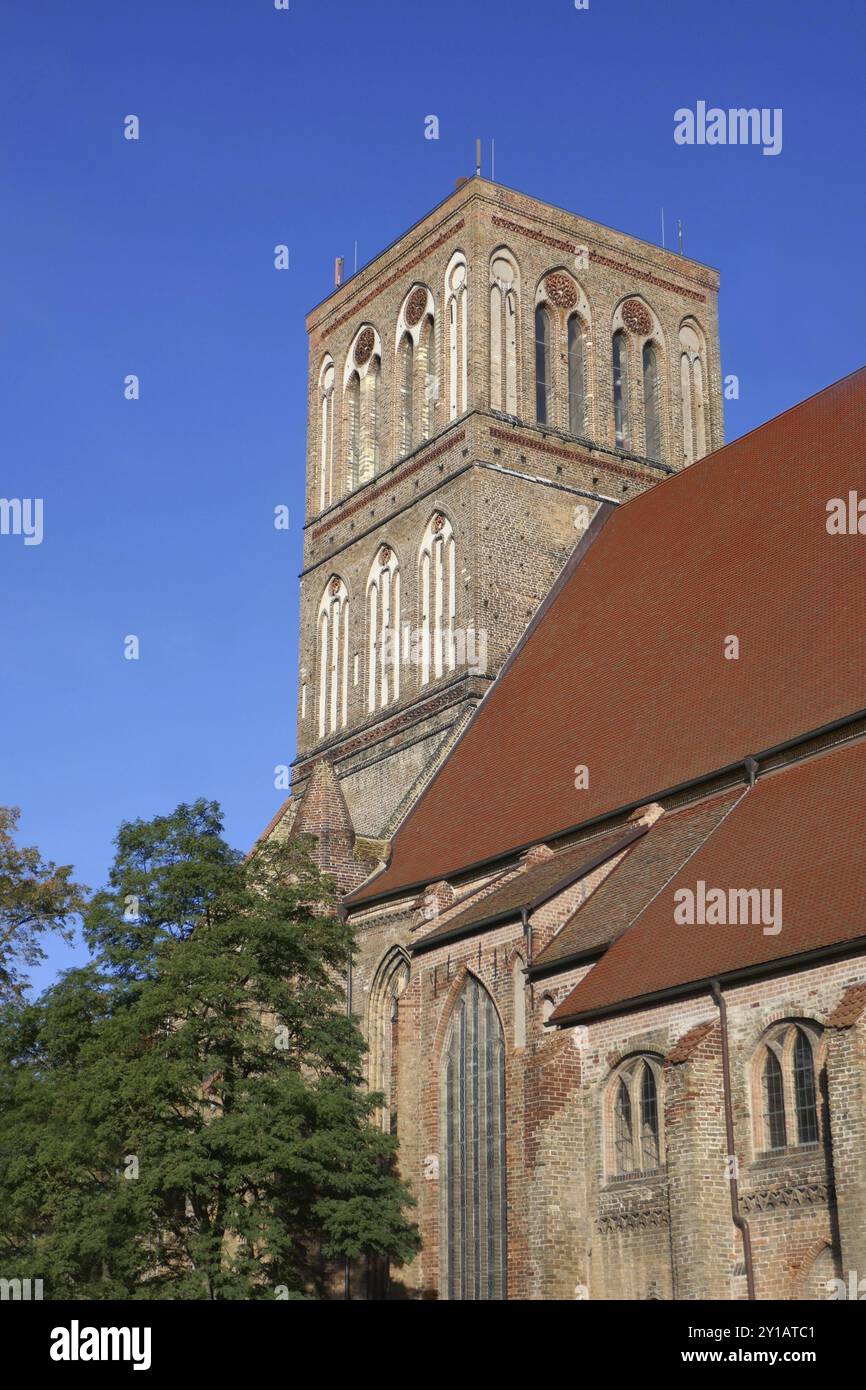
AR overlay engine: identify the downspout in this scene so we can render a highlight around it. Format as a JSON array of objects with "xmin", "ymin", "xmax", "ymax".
[{"xmin": 710, "ymin": 978, "xmax": 756, "ymax": 1300}]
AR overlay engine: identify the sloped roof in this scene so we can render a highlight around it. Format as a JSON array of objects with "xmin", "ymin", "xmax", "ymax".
[
  {"xmin": 533, "ymin": 790, "xmax": 742, "ymax": 970},
  {"xmin": 348, "ymin": 368, "xmax": 866, "ymax": 906},
  {"xmin": 551, "ymin": 736, "xmax": 866, "ymax": 1022},
  {"xmin": 414, "ymin": 823, "xmax": 643, "ymax": 952}
]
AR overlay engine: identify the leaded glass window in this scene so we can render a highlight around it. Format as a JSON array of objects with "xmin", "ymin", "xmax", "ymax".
[
  {"xmin": 793, "ymin": 1028, "xmax": 819, "ymax": 1146},
  {"xmin": 763, "ymin": 1048, "xmax": 787, "ymax": 1151},
  {"xmin": 535, "ymin": 305, "xmax": 552, "ymax": 424},
  {"xmin": 613, "ymin": 330, "xmax": 628, "ymax": 446},
  {"xmin": 441, "ymin": 977, "xmax": 506, "ymax": 1300}
]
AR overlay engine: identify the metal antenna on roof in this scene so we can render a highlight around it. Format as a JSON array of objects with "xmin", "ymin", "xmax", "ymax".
[
  {"xmin": 661, "ymin": 207, "xmax": 666, "ymax": 249},
  {"xmin": 353, "ymin": 240, "xmax": 358, "ymax": 274},
  {"xmin": 677, "ymin": 219, "xmax": 684, "ymax": 255},
  {"xmin": 491, "ymin": 138, "xmax": 495, "ymax": 182},
  {"xmin": 475, "ymin": 138, "xmax": 482, "ymax": 177}
]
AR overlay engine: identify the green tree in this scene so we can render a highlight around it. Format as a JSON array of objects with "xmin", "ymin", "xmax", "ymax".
[
  {"xmin": 0, "ymin": 806, "xmax": 87, "ymax": 1003},
  {"xmin": 0, "ymin": 801, "xmax": 418, "ymax": 1299}
]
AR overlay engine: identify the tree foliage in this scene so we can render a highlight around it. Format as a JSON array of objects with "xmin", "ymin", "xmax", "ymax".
[
  {"xmin": 0, "ymin": 801, "xmax": 418, "ymax": 1299},
  {"xmin": 0, "ymin": 806, "xmax": 87, "ymax": 1004}
]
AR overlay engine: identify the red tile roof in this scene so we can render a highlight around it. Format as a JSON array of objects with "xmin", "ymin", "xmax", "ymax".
[
  {"xmin": 414, "ymin": 823, "xmax": 643, "ymax": 951},
  {"xmin": 532, "ymin": 790, "xmax": 741, "ymax": 969},
  {"xmin": 551, "ymin": 736, "xmax": 866, "ymax": 1022},
  {"xmin": 348, "ymin": 368, "xmax": 866, "ymax": 906}
]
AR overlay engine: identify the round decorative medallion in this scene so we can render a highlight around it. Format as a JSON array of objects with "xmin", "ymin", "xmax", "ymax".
[
  {"xmin": 491, "ymin": 256, "xmax": 515, "ymax": 288},
  {"xmin": 404, "ymin": 286, "xmax": 428, "ymax": 327},
  {"xmin": 448, "ymin": 262, "xmax": 466, "ymax": 293},
  {"xmin": 329, "ymin": 576, "xmax": 341, "ymax": 596},
  {"xmin": 621, "ymin": 299, "xmax": 652, "ymax": 336},
  {"xmin": 380, "ymin": 546, "xmax": 392, "ymax": 566},
  {"xmin": 544, "ymin": 271, "xmax": 578, "ymax": 310},
  {"xmin": 353, "ymin": 326, "xmax": 375, "ymax": 367},
  {"xmin": 432, "ymin": 512, "xmax": 446, "ymax": 534}
]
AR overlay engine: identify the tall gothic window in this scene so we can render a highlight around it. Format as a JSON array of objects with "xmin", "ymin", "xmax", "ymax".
[
  {"xmin": 642, "ymin": 340, "xmax": 662, "ymax": 460},
  {"xmin": 755, "ymin": 1023, "xmax": 822, "ymax": 1154},
  {"xmin": 419, "ymin": 512, "xmax": 456, "ymax": 686},
  {"xmin": 367, "ymin": 948, "xmax": 409, "ymax": 1134},
  {"xmin": 445, "ymin": 253, "xmax": 468, "ymax": 421},
  {"xmin": 568, "ymin": 314, "xmax": 587, "ymax": 435},
  {"xmin": 366, "ymin": 544, "xmax": 400, "ymax": 713},
  {"xmin": 612, "ymin": 330, "xmax": 628, "ymax": 447},
  {"xmin": 763, "ymin": 1050, "xmax": 787, "ymax": 1150},
  {"xmin": 419, "ymin": 315, "xmax": 436, "ymax": 442},
  {"xmin": 679, "ymin": 321, "xmax": 708, "ymax": 464},
  {"xmin": 489, "ymin": 251, "xmax": 519, "ymax": 415},
  {"xmin": 318, "ymin": 357, "xmax": 335, "ymax": 512},
  {"xmin": 608, "ymin": 1057, "xmax": 663, "ymax": 1178},
  {"xmin": 359, "ymin": 356, "xmax": 379, "ymax": 484},
  {"xmin": 535, "ymin": 304, "xmax": 552, "ymax": 424},
  {"xmin": 345, "ymin": 326, "xmax": 381, "ymax": 494},
  {"xmin": 440, "ymin": 976, "xmax": 506, "ymax": 1300},
  {"xmin": 317, "ymin": 576, "xmax": 349, "ymax": 738},
  {"xmin": 399, "ymin": 332, "xmax": 414, "ymax": 456},
  {"xmin": 345, "ymin": 371, "xmax": 360, "ymax": 492}
]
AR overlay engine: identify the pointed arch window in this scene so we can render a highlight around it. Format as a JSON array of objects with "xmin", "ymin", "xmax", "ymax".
[
  {"xmin": 642, "ymin": 340, "xmax": 662, "ymax": 460},
  {"xmin": 445, "ymin": 254, "xmax": 468, "ymax": 421},
  {"xmin": 419, "ymin": 512, "xmax": 456, "ymax": 686},
  {"xmin": 359, "ymin": 356, "xmax": 380, "ymax": 484},
  {"xmin": 440, "ymin": 976, "xmax": 506, "ymax": 1300},
  {"xmin": 345, "ymin": 372, "xmax": 361, "ymax": 492},
  {"xmin": 489, "ymin": 252, "xmax": 519, "ymax": 415},
  {"xmin": 366, "ymin": 545, "xmax": 400, "ymax": 712},
  {"xmin": 318, "ymin": 358, "xmax": 335, "ymax": 512},
  {"xmin": 793, "ymin": 1028, "xmax": 819, "ymax": 1145},
  {"xmin": 612, "ymin": 330, "xmax": 629, "ymax": 447},
  {"xmin": 608, "ymin": 1057, "xmax": 663, "ymax": 1178},
  {"xmin": 317, "ymin": 576, "xmax": 349, "ymax": 738},
  {"xmin": 679, "ymin": 321, "xmax": 708, "ymax": 464},
  {"xmin": 755, "ymin": 1023, "xmax": 822, "ymax": 1154},
  {"xmin": 535, "ymin": 304, "xmax": 552, "ymax": 424},
  {"xmin": 344, "ymin": 327, "xmax": 382, "ymax": 494},
  {"xmin": 568, "ymin": 315, "xmax": 587, "ymax": 435},
  {"xmin": 419, "ymin": 315, "xmax": 436, "ymax": 442},
  {"xmin": 367, "ymin": 948, "xmax": 409, "ymax": 1133},
  {"xmin": 398, "ymin": 333, "xmax": 414, "ymax": 456},
  {"xmin": 763, "ymin": 1050, "xmax": 787, "ymax": 1150}
]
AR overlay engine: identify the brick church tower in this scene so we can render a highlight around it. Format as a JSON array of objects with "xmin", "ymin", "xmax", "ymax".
[{"xmin": 291, "ymin": 177, "xmax": 722, "ymax": 839}]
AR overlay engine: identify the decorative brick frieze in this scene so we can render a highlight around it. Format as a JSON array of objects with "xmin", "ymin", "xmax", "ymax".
[
  {"xmin": 315, "ymin": 219, "xmax": 466, "ymax": 344},
  {"xmin": 741, "ymin": 1181, "xmax": 831, "ymax": 1213},
  {"xmin": 488, "ymin": 426, "xmax": 657, "ymax": 484}
]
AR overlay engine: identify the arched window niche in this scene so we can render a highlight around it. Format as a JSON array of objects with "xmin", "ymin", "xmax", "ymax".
[
  {"xmin": 367, "ymin": 947, "xmax": 410, "ymax": 1134},
  {"xmin": 317, "ymin": 575, "xmax": 350, "ymax": 738},
  {"xmin": 440, "ymin": 975, "xmax": 507, "ymax": 1299},
  {"xmin": 606, "ymin": 1055, "xmax": 664, "ymax": 1180},
  {"xmin": 344, "ymin": 325, "xmax": 381, "ymax": 493},
  {"xmin": 753, "ymin": 1022, "xmax": 824, "ymax": 1156}
]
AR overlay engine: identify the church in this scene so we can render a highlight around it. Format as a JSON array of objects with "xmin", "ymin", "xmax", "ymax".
[{"xmin": 259, "ymin": 175, "xmax": 866, "ymax": 1299}]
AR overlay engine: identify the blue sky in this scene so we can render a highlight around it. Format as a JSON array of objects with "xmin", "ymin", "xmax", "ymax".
[{"xmin": 2, "ymin": 0, "xmax": 864, "ymax": 992}]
